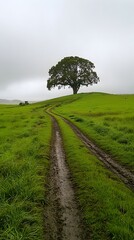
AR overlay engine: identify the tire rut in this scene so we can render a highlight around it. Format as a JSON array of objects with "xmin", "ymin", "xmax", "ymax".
[
  {"xmin": 62, "ymin": 117, "xmax": 134, "ymax": 191},
  {"xmin": 44, "ymin": 116, "xmax": 83, "ymax": 240}
]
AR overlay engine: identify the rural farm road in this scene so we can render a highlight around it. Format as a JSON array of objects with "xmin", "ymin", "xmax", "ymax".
[
  {"xmin": 45, "ymin": 110, "xmax": 134, "ymax": 239},
  {"xmin": 44, "ymin": 115, "xmax": 84, "ymax": 240}
]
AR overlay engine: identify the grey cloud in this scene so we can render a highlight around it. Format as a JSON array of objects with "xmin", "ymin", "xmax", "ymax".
[{"xmin": 0, "ymin": 0, "xmax": 134, "ymax": 99}]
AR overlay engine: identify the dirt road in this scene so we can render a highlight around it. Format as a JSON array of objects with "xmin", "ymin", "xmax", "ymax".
[
  {"xmin": 44, "ymin": 116, "xmax": 83, "ymax": 240},
  {"xmin": 44, "ymin": 110, "xmax": 134, "ymax": 239}
]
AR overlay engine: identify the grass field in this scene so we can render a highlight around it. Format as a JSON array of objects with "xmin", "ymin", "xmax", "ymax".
[
  {"xmin": 53, "ymin": 93, "xmax": 134, "ymax": 171},
  {"xmin": 0, "ymin": 103, "xmax": 51, "ymax": 239},
  {"xmin": 0, "ymin": 92, "xmax": 134, "ymax": 240}
]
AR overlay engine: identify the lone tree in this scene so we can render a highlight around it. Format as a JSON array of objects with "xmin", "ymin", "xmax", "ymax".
[{"xmin": 47, "ymin": 56, "xmax": 100, "ymax": 94}]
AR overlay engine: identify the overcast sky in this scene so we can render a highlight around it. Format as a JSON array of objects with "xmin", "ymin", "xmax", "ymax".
[{"xmin": 0, "ymin": 0, "xmax": 134, "ymax": 101}]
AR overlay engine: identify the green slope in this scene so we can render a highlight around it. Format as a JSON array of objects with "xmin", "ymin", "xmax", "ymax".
[
  {"xmin": 52, "ymin": 92, "xmax": 134, "ymax": 171},
  {"xmin": 0, "ymin": 92, "xmax": 134, "ymax": 240}
]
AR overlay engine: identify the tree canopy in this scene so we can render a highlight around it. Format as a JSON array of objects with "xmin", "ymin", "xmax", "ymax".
[{"xmin": 47, "ymin": 56, "xmax": 100, "ymax": 94}]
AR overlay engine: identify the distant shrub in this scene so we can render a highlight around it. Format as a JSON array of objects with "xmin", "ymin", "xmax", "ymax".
[
  {"xmin": 25, "ymin": 101, "xmax": 29, "ymax": 105},
  {"xmin": 19, "ymin": 102, "xmax": 24, "ymax": 106},
  {"xmin": 19, "ymin": 101, "xmax": 29, "ymax": 106}
]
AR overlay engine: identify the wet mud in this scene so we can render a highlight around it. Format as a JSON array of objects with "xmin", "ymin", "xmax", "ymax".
[{"xmin": 44, "ymin": 117, "xmax": 83, "ymax": 240}]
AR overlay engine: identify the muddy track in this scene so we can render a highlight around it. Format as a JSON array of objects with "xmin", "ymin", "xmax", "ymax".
[
  {"xmin": 44, "ymin": 115, "xmax": 83, "ymax": 240},
  {"xmin": 61, "ymin": 117, "xmax": 134, "ymax": 191}
]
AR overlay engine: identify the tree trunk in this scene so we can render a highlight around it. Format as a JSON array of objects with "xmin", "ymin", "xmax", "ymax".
[
  {"xmin": 73, "ymin": 88, "xmax": 78, "ymax": 94},
  {"xmin": 72, "ymin": 85, "xmax": 79, "ymax": 94}
]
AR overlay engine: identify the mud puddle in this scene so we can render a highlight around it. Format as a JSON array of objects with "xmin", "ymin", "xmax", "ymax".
[{"xmin": 44, "ymin": 117, "xmax": 83, "ymax": 240}]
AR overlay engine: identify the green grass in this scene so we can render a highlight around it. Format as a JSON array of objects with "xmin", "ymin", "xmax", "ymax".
[
  {"xmin": 1, "ymin": 92, "xmax": 134, "ymax": 239},
  {"xmin": 52, "ymin": 93, "xmax": 134, "ymax": 171},
  {"xmin": 0, "ymin": 103, "xmax": 51, "ymax": 240},
  {"xmin": 55, "ymin": 115, "xmax": 134, "ymax": 240}
]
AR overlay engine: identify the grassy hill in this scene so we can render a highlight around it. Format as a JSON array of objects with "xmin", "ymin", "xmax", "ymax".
[
  {"xmin": 51, "ymin": 92, "xmax": 134, "ymax": 170},
  {"xmin": 0, "ymin": 92, "xmax": 134, "ymax": 239}
]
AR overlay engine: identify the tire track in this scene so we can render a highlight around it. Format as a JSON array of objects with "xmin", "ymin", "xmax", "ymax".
[
  {"xmin": 44, "ymin": 115, "xmax": 83, "ymax": 240},
  {"xmin": 61, "ymin": 117, "xmax": 134, "ymax": 191}
]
